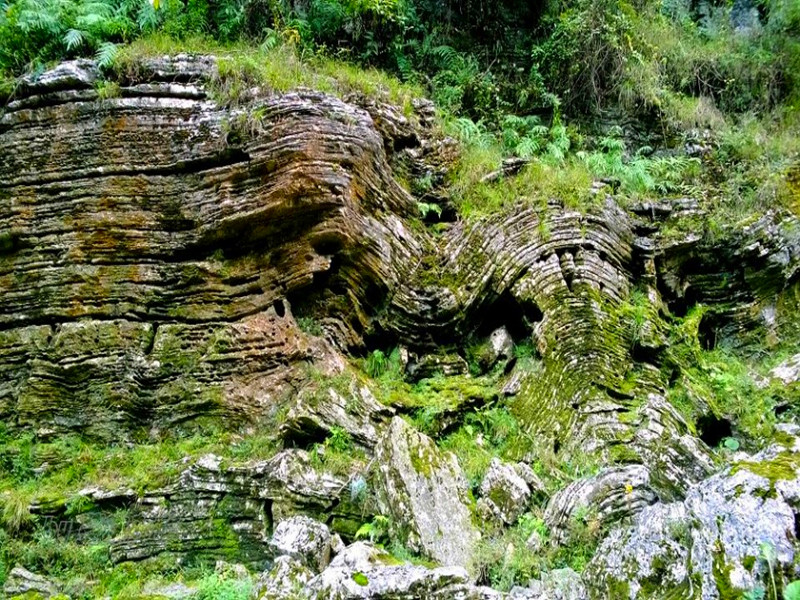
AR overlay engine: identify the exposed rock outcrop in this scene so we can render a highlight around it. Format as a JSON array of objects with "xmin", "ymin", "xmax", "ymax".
[
  {"xmin": 109, "ymin": 450, "xmax": 358, "ymax": 565},
  {"xmin": 4, "ymin": 56, "xmax": 800, "ymax": 593},
  {"xmin": 374, "ymin": 417, "xmax": 479, "ymax": 571},
  {"xmin": 544, "ymin": 465, "xmax": 657, "ymax": 543},
  {"xmin": 478, "ymin": 458, "xmax": 532, "ymax": 525},
  {"xmin": 2, "ymin": 567, "xmax": 59, "ymax": 599},
  {"xmin": 585, "ymin": 436, "xmax": 800, "ymax": 599}
]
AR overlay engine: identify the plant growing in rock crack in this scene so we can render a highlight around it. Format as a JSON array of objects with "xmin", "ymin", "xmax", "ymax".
[
  {"xmin": 355, "ymin": 514, "xmax": 391, "ymax": 544},
  {"xmin": 365, "ymin": 349, "xmax": 389, "ymax": 378},
  {"xmin": 310, "ymin": 427, "xmax": 364, "ymax": 476},
  {"xmin": 760, "ymin": 541, "xmax": 779, "ymax": 600}
]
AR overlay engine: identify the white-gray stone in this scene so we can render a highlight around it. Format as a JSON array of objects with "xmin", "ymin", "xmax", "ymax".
[
  {"xmin": 269, "ymin": 515, "xmax": 335, "ymax": 572},
  {"xmin": 374, "ymin": 417, "xmax": 480, "ymax": 571},
  {"xmin": 479, "ymin": 458, "xmax": 532, "ymax": 525}
]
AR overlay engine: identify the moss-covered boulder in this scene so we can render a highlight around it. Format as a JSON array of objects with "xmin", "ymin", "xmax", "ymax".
[
  {"xmin": 374, "ymin": 417, "xmax": 479, "ymax": 571},
  {"xmin": 585, "ymin": 436, "xmax": 800, "ymax": 599}
]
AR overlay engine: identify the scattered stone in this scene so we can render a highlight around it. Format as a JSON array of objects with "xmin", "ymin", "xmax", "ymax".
[
  {"xmin": 513, "ymin": 462, "xmax": 547, "ymax": 499},
  {"xmin": 141, "ymin": 581, "xmax": 198, "ymax": 599},
  {"xmin": 254, "ymin": 556, "xmax": 313, "ymax": 600},
  {"xmin": 3, "ymin": 567, "xmax": 59, "ymax": 599},
  {"xmin": 768, "ymin": 353, "xmax": 800, "ymax": 385},
  {"xmin": 470, "ymin": 327, "xmax": 515, "ymax": 374},
  {"xmin": 528, "ymin": 568, "xmax": 588, "ymax": 600},
  {"xmin": 525, "ymin": 530, "xmax": 544, "ymax": 554},
  {"xmin": 501, "ymin": 370, "xmax": 524, "ymax": 396},
  {"xmin": 307, "ymin": 541, "xmax": 476, "ymax": 599},
  {"xmin": 479, "ymin": 458, "xmax": 532, "ymax": 525},
  {"xmin": 269, "ymin": 515, "xmax": 336, "ymax": 572}
]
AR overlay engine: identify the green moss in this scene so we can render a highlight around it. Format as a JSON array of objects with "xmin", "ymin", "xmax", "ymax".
[
  {"xmin": 733, "ymin": 451, "xmax": 800, "ymax": 488},
  {"xmin": 713, "ymin": 546, "xmax": 746, "ymax": 600},
  {"xmin": 409, "ymin": 438, "xmax": 441, "ymax": 479}
]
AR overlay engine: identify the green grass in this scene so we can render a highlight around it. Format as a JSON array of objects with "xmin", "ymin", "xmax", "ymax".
[
  {"xmin": 472, "ymin": 508, "xmax": 603, "ymax": 590},
  {"xmin": 114, "ymin": 33, "xmax": 424, "ymax": 110}
]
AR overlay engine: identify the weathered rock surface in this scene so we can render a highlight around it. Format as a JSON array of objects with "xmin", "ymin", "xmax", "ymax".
[
  {"xmin": 306, "ymin": 541, "xmax": 500, "ymax": 599},
  {"xmin": 374, "ymin": 417, "xmax": 479, "ymax": 570},
  {"xmin": 268, "ymin": 515, "xmax": 335, "ymax": 572},
  {"xmin": 544, "ymin": 465, "xmax": 657, "ymax": 543},
  {"xmin": 2, "ymin": 567, "xmax": 59, "ymax": 599},
  {"xmin": 527, "ymin": 568, "xmax": 589, "ymax": 600},
  {"xmin": 478, "ymin": 458, "xmax": 532, "ymax": 525},
  {"xmin": 254, "ymin": 555, "xmax": 313, "ymax": 600},
  {"xmin": 585, "ymin": 437, "xmax": 800, "ymax": 599},
  {"xmin": 4, "ymin": 56, "xmax": 800, "ymax": 587},
  {"xmin": 3, "ymin": 57, "xmax": 797, "ymax": 488},
  {"xmin": 109, "ymin": 450, "xmax": 357, "ymax": 565}
]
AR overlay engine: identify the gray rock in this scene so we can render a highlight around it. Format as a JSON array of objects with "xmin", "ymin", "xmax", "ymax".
[
  {"xmin": 483, "ymin": 327, "xmax": 515, "ymax": 371},
  {"xmin": 768, "ymin": 353, "xmax": 800, "ymax": 385},
  {"xmin": 269, "ymin": 515, "xmax": 335, "ymax": 572},
  {"xmin": 513, "ymin": 462, "xmax": 547, "ymax": 499},
  {"xmin": 281, "ymin": 381, "xmax": 393, "ymax": 449},
  {"xmin": 374, "ymin": 417, "xmax": 480, "ymax": 571},
  {"xmin": 20, "ymin": 59, "xmax": 98, "ymax": 94},
  {"xmin": 406, "ymin": 353, "xmax": 470, "ymax": 381},
  {"xmin": 585, "ymin": 439, "xmax": 800, "ymax": 599},
  {"xmin": 525, "ymin": 530, "xmax": 544, "ymax": 553},
  {"xmin": 544, "ymin": 465, "xmax": 657, "ymax": 543},
  {"xmin": 479, "ymin": 458, "xmax": 532, "ymax": 525},
  {"xmin": 141, "ymin": 581, "xmax": 197, "ymax": 599},
  {"xmin": 254, "ymin": 555, "xmax": 313, "ymax": 600},
  {"xmin": 307, "ymin": 541, "xmax": 475, "ymax": 599},
  {"xmin": 528, "ymin": 568, "xmax": 588, "ymax": 600},
  {"xmin": 3, "ymin": 567, "xmax": 59, "ymax": 598}
]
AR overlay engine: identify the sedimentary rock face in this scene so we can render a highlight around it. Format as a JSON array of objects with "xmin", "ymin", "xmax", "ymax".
[{"xmin": 4, "ymin": 56, "xmax": 800, "ymax": 599}]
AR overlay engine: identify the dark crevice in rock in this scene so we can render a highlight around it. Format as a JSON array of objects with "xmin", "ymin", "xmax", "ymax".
[
  {"xmin": 281, "ymin": 418, "xmax": 330, "ymax": 450},
  {"xmin": 472, "ymin": 291, "xmax": 543, "ymax": 345},
  {"xmin": 696, "ymin": 414, "xmax": 733, "ymax": 448},
  {"xmin": 143, "ymin": 324, "xmax": 158, "ymax": 355},
  {"xmin": 262, "ymin": 500, "xmax": 274, "ymax": 538},
  {"xmin": 697, "ymin": 311, "xmax": 722, "ymax": 350}
]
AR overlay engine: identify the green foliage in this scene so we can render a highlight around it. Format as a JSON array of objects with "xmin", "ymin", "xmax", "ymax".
[
  {"xmin": 365, "ymin": 349, "xmax": 389, "ymax": 378},
  {"xmin": 310, "ymin": 426, "xmax": 365, "ymax": 476},
  {"xmin": 297, "ymin": 316, "xmax": 324, "ymax": 336},
  {"xmin": 440, "ymin": 406, "xmax": 533, "ymax": 488},
  {"xmin": 194, "ymin": 572, "xmax": 253, "ymax": 600},
  {"xmin": 784, "ymin": 581, "xmax": 800, "ymax": 600},
  {"xmin": 472, "ymin": 506, "xmax": 603, "ymax": 590},
  {"xmin": 355, "ymin": 514, "xmax": 391, "ymax": 543}
]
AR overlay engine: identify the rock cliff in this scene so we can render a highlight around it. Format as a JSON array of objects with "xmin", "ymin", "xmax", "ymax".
[{"xmin": 3, "ymin": 56, "xmax": 800, "ymax": 599}]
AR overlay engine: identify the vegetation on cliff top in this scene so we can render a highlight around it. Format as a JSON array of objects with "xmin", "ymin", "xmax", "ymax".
[{"xmin": 1, "ymin": 0, "xmax": 798, "ymax": 226}]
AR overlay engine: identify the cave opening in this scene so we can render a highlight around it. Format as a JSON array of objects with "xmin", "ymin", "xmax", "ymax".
[
  {"xmin": 473, "ymin": 291, "xmax": 543, "ymax": 344},
  {"xmin": 697, "ymin": 311, "xmax": 723, "ymax": 350},
  {"xmin": 281, "ymin": 418, "xmax": 330, "ymax": 451},
  {"xmin": 696, "ymin": 414, "xmax": 733, "ymax": 448}
]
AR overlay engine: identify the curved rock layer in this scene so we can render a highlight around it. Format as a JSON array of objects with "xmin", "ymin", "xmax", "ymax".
[{"xmin": 2, "ymin": 58, "xmax": 799, "ymax": 489}]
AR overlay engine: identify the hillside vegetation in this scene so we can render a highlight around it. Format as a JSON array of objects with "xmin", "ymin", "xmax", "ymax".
[
  {"xmin": 2, "ymin": 0, "xmax": 798, "ymax": 224},
  {"xmin": 2, "ymin": 0, "xmax": 800, "ymax": 598}
]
